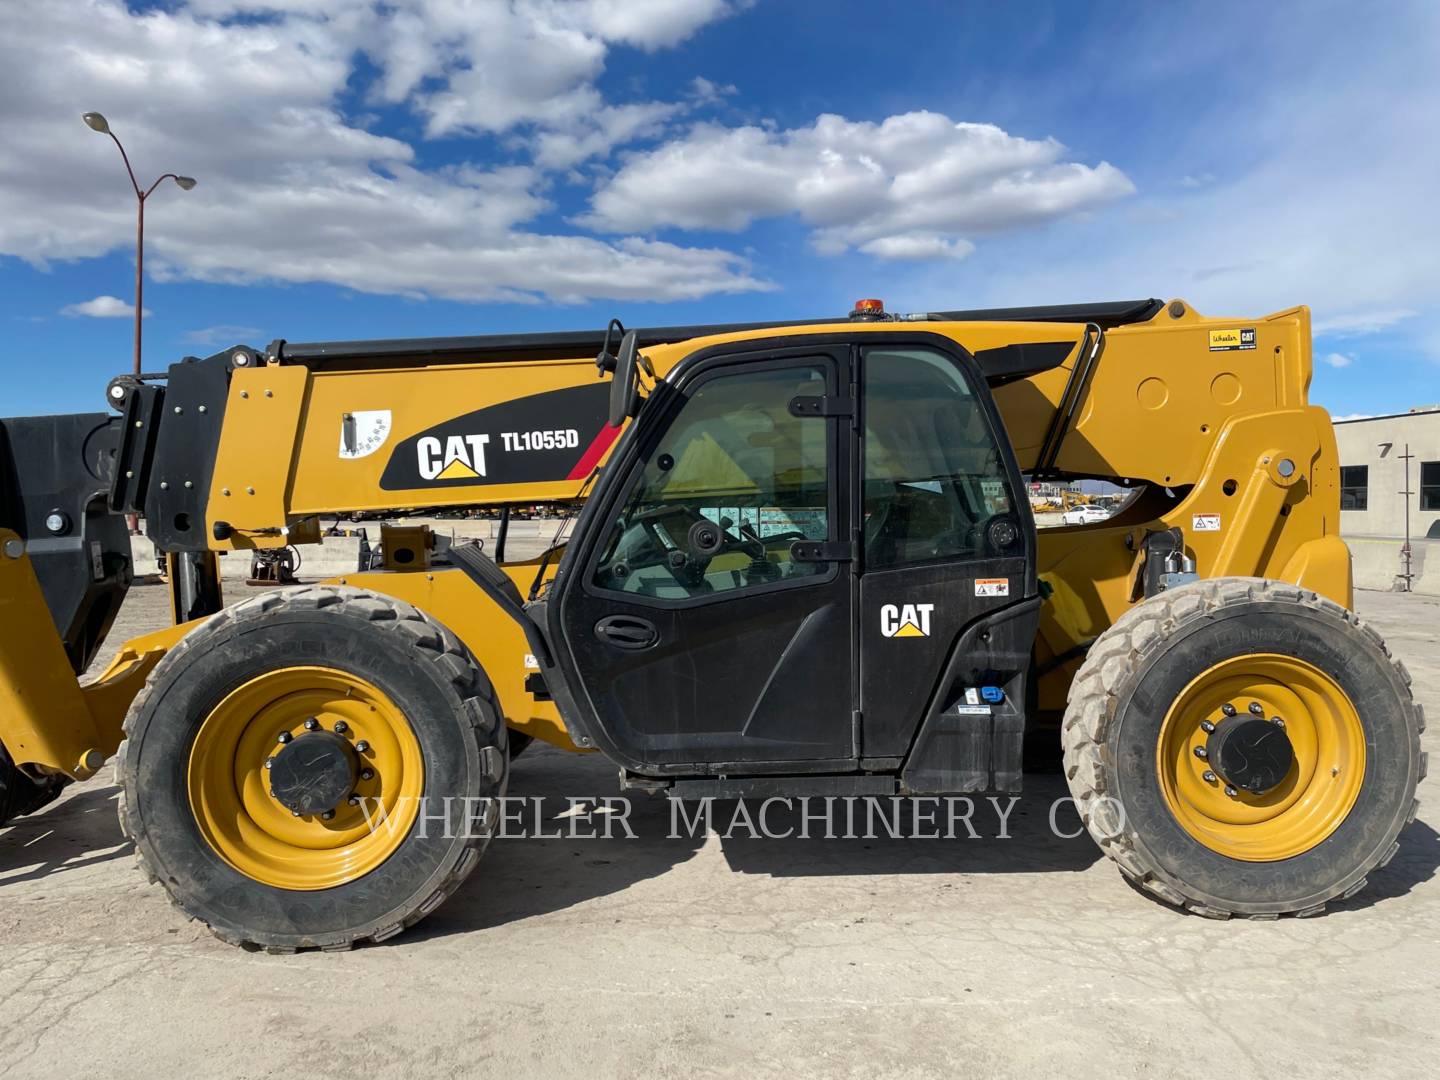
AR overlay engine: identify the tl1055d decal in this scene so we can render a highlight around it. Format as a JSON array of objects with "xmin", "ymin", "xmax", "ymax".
[{"xmin": 379, "ymin": 383, "xmax": 619, "ymax": 491}]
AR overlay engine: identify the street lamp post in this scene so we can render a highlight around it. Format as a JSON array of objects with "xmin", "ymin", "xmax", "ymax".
[{"xmin": 82, "ymin": 112, "xmax": 196, "ymax": 376}]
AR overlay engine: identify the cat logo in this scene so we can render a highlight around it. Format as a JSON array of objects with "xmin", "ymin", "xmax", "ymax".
[
  {"xmin": 417, "ymin": 434, "xmax": 490, "ymax": 481},
  {"xmin": 880, "ymin": 603, "xmax": 935, "ymax": 638}
]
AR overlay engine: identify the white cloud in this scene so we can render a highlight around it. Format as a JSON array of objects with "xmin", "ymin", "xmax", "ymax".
[
  {"xmin": 181, "ymin": 324, "xmax": 264, "ymax": 347},
  {"xmin": 689, "ymin": 76, "xmax": 738, "ymax": 105},
  {"xmin": 0, "ymin": 0, "xmax": 763, "ymax": 304},
  {"xmin": 345, "ymin": 0, "xmax": 741, "ymax": 138},
  {"xmin": 858, "ymin": 234, "xmax": 975, "ymax": 261},
  {"xmin": 1321, "ymin": 352, "xmax": 1354, "ymax": 368},
  {"xmin": 1313, "ymin": 309, "xmax": 1418, "ymax": 338},
  {"xmin": 579, "ymin": 112, "xmax": 1135, "ymax": 256},
  {"xmin": 61, "ymin": 295, "xmax": 148, "ymax": 318},
  {"xmin": 531, "ymin": 101, "xmax": 682, "ymax": 170}
]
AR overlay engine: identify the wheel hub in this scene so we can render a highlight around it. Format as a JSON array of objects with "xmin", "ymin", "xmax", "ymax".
[
  {"xmin": 268, "ymin": 729, "xmax": 358, "ymax": 816},
  {"xmin": 1206, "ymin": 715, "xmax": 1294, "ymax": 795}
]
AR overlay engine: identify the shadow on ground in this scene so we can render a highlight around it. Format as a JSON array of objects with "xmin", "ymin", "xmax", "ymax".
[
  {"xmin": 421, "ymin": 748, "xmax": 1106, "ymax": 941},
  {"xmin": 0, "ymin": 783, "xmax": 132, "ymax": 886},
  {"xmin": 6, "ymin": 745, "xmax": 1435, "ymax": 937}
]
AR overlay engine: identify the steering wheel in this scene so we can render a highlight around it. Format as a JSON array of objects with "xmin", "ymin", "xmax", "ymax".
[{"xmin": 629, "ymin": 504, "xmax": 752, "ymax": 587}]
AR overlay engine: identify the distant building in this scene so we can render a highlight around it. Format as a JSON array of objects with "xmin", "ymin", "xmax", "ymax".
[
  {"xmin": 1331, "ymin": 406, "xmax": 1440, "ymax": 595},
  {"xmin": 1332, "ymin": 406, "xmax": 1440, "ymax": 540}
]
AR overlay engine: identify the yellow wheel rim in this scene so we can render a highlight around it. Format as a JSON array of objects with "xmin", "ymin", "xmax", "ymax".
[
  {"xmin": 1157, "ymin": 654, "xmax": 1365, "ymax": 861},
  {"xmin": 187, "ymin": 666, "xmax": 424, "ymax": 891}
]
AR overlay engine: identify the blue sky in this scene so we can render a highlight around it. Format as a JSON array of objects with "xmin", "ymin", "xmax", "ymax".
[{"xmin": 2, "ymin": 0, "xmax": 1436, "ymax": 418}]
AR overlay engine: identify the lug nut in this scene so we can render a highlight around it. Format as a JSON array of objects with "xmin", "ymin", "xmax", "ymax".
[
  {"xmin": 360, "ymin": 768, "xmax": 375, "ymax": 781},
  {"xmin": 1248, "ymin": 702, "xmax": 1264, "ymax": 716},
  {"xmin": 277, "ymin": 732, "xmax": 293, "ymax": 744},
  {"xmin": 1193, "ymin": 746, "xmax": 1208, "ymax": 759},
  {"xmin": 1203, "ymin": 770, "xmax": 1217, "ymax": 783},
  {"xmin": 322, "ymin": 810, "xmax": 335, "ymax": 821},
  {"xmin": 1224, "ymin": 785, "xmax": 1239, "ymax": 797},
  {"xmin": 334, "ymin": 721, "xmax": 349, "ymax": 734},
  {"xmin": 355, "ymin": 740, "xmax": 370, "ymax": 754},
  {"xmin": 292, "ymin": 810, "xmax": 301, "ymax": 817},
  {"xmin": 1221, "ymin": 703, "xmax": 1237, "ymax": 717},
  {"xmin": 1200, "ymin": 720, "xmax": 1215, "ymax": 733},
  {"xmin": 304, "ymin": 718, "xmax": 320, "ymax": 731},
  {"xmin": 1272, "ymin": 717, "xmax": 1285, "ymax": 728},
  {"xmin": 264, "ymin": 758, "xmax": 274, "ymax": 770},
  {"xmin": 348, "ymin": 796, "xmax": 361, "ymax": 807}
]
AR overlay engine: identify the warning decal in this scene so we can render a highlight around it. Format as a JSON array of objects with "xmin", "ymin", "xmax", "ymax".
[
  {"xmin": 1192, "ymin": 513, "xmax": 1221, "ymax": 532},
  {"xmin": 974, "ymin": 578, "xmax": 1010, "ymax": 598}
]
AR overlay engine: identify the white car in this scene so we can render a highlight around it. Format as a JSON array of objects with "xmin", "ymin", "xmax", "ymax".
[{"xmin": 1061, "ymin": 504, "xmax": 1112, "ymax": 525}]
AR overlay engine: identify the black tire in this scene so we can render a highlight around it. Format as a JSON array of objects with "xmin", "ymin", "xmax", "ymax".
[
  {"xmin": 117, "ymin": 584, "xmax": 508, "ymax": 952},
  {"xmin": 0, "ymin": 739, "xmax": 70, "ymax": 827},
  {"xmin": 1062, "ymin": 577, "xmax": 1425, "ymax": 918}
]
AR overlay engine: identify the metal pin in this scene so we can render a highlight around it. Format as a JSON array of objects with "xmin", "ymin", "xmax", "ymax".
[
  {"xmin": 1200, "ymin": 720, "xmax": 1215, "ymax": 733},
  {"xmin": 264, "ymin": 758, "xmax": 274, "ymax": 770},
  {"xmin": 277, "ymin": 732, "xmax": 293, "ymax": 744},
  {"xmin": 1203, "ymin": 771, "xmax": 1217, "ymax": 782},
  {"xmin": 360, "ymin": 769, "xmax": 374, "ymax": 781},
  {"xmin": 1194, "ymin": 746, "xmax": 1208, "ymax": 759},
  {"xmin": 355, "ymin": 740, "xmax": 370, "ymax": 753},
  {"xmin": 1224, "ymin": 786, "xmax": 1238, "ymax": 797},
  {"xmin": 304, "ymin": 718, "xmax": 319, "ymax": 731},
  {"xmin": 334, "ymin": 721, "xmax": 349, "ymax": 734},
  {"xmin": 1222, "ymin": 703, "xmax": 1237, "ymax": 717},
  {"xmin": 1248, "ymin": 702, "xmax": 1264, "ymax": 716},
  {"xmin": 1272, "ymin": 717, "xmax": 1285, "ymax": 728}
]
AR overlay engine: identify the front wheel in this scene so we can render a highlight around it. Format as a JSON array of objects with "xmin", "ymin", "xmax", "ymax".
[
  {"xmin": 1062, "ymin": 578, "xmax": 1424, "ymax": 918},
  {"xmin": 117, "ymin": 585, "xmax": 508, "ymax": 951}
]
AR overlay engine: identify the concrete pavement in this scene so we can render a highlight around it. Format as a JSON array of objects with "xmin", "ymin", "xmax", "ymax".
[{"xmin": 2, "ymin": 587, "xmax": 1437, "ymax": 1079}]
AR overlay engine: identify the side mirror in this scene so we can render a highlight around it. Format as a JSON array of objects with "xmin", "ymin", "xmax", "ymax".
[{"xmin": 608, "ymin": 330, "xmax": 643, "ymax": 428}]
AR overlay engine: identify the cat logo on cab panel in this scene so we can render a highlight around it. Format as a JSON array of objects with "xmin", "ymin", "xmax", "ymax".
[{"xmin": 880, "ymin": 603, "xmax": 934, "ymax": 638}]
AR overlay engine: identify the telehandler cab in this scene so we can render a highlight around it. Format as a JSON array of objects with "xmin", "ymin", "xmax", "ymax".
[{"xmin": 0, "ymin": 297, "xmax": 1424, "ymax": 950}]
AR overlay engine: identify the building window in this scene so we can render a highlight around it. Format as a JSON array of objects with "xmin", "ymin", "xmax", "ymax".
[
  {"xmin": 1422, "ymin": 461, "xmax": 1440, "ymax": 511},
  {"xmin": 1340, "ymin": 465, "xmax": 1368, "ymax": 511}
]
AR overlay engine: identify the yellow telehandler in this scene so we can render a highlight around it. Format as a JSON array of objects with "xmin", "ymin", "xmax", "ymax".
[{"xmin": 0, "ymin": 297, "xmax": 1423, "ymax": 949}]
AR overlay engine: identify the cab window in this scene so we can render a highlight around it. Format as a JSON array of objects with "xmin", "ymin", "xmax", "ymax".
[
  {"xmin": 862, "ymin": 346, "xmax": 1020, "ymax": 569},
  {"xmin": 592, "ymin": 363, "xmax": 831, "ymax": 600}
]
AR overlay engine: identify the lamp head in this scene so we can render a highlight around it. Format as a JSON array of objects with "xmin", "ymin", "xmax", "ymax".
[{"xmin": 82, "ymin": 112, "xmax": 110, "ymax": 134}]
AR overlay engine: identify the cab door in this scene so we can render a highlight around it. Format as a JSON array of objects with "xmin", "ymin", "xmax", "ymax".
[
  {"xmin": 854, "ymin": 342, "xmax": 1034, "ymax": 764},
  {"xmin": 546, "ymin": 344, "xmax": 856, "ymax": 772}
]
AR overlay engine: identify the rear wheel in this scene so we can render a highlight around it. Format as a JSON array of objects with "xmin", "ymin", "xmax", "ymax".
[
  {"xmin": 117, "ymin": 585, "xmax": 508, "ymax": 951},
  {"xmin": 1062, "ymin": 578, "xmax": 1424, "ymax": 917}
]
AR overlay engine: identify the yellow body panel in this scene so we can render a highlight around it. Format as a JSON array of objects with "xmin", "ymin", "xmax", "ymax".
[
  {"xmin": 327, "ymin": 560, "xmax": 579, "ymax": 752},
  {"xmin": 1, "ymin": 529, "xmax": 191, "ymax": 778}
]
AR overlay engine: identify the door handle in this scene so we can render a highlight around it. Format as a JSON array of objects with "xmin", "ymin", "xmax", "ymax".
[{"xmin": 594, "ymin": 614, "xmax": 659, "ymax": 650}]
